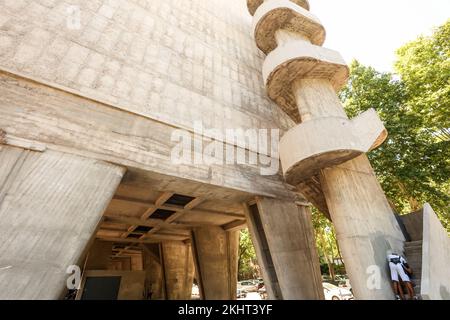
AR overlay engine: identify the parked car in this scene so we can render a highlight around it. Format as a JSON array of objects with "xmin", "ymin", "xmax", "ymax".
[
  {"xmin": 321, "ymin": 275, "xmax": 343, "ymax": 287},
  {"xmin": 323, "ymin": 282, "xmax": 353, "ymax": 300},
  {"xmin": 334, "ymin": 275, "xmax": 345, "ymax": 281},
  {"xmin": 238, "ymin": 280, "xmax": 258, "ymax": 292},
  {"xmin": 237, "ymin": 288, "xmax": 247, "ymax": 299},
  {"xmin": 333, "ymin": 275, "xmax": 352, "ymax": 293}
]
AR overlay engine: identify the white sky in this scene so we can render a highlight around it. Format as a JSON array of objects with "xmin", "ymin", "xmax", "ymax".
[{"xmin": 310, "ymin": 0, "xmax": 450, "ymax": 72}]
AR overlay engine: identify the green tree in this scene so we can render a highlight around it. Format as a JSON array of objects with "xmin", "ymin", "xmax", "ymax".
[
  {"xmin": 311, "ymin": 209, "xmax": 342, "ymax": 279},
  {"xmin": 339, "ymin": 22, "xmax": 449, "ymax": 229},
  {"xmin": 238, "ymin": 229, "xmax": 258, "ymax": 280},
  {"xmin": 395, "ymin": 20, "xmax": 450, "ymax": 139}
]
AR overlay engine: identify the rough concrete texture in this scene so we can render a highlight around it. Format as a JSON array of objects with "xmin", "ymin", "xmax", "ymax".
[
  {"xmin": 400, "ymin": 210, "xmax": 424, "ymax": 242},
  {"xmin": 161, "ymin": 241, "xmax": 195, "ymax": 300},
  {"xmin": 85, "ymin": 240, "xmax": 113, "ymax": 270},
  {"xmin": 253, "ymin": 198, "xmax": 324, "ymax": 300},
  {"xmin": 252, "ymin": 0, "xmax": 325, "ymax": 54},
  {"xmin": 0, "ymin": 68, "xmax": 295, "ymax": 203},
  {"xmin": 192, "ymin": 227, "xmax": 239, "ymax": 300},
  {"xmin": 143, "ymin": 246, "xmax": 164, "ymax": 300},
  {"xmin": 320, "ymin": 155, "xmax": 405, "ymax": 300},
  {"xmin": 247, "ymin": 0, "xmax": 406, "ymax": 300},
  {"xmin": 280, "ymin": 109, "xmax": 387, "ymax": 184},
  {"xmin": 421, "ymin": 204, "xmax": 450, "ymax": 300},
  {"xmin": 0, "ymin": 0, "xmax": 294, "ymax": 136},
  {"xmin": 248, "ymin": 0, "xmax": 310, "ymax": 16},
  {"xmin": 130, "ymin": 254, "xmax": 143, "ymax": 271},
  {"xmin": 0, "ymin": 146, "xmax": 125, "ymax": 299}
]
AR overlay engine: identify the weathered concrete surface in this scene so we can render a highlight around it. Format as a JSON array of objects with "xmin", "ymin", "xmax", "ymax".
[
  {"xmin": 0, "ymin": 70, "xmax": 299, "ymax": 204},
  {"xmin": 249, "ymin": 198, "xmax": 324, "ymax": 300},
  {"xmin": 0, "ymin": 146, "xmax": 125, "ymax": 299},
  {"xmin": 161, "ymin": 241, "xmax": 195, "ymax": 300},
  {"xmin": 252, "ymin": 0, "xmax": 325, "ymax": 54},
  {"xmin": 280, "ymin": 109, "xmax": 387, "ymax": 184},
  {"xmin": 400, "ymin": 210, "xmax": 424, "ymax": 242},
  {"xmin": 192, "ymin": 227, "xmax": 239, "ymax": 300},
  {"xmin": 142, "ymin": 245, "xmax": 164, "ymax": 300},
  {"xmin": 78, "ymin": 270, "xmax": 146, "ymax": 300},
  {"xmin": 263, "ymin": 41, "xmax": 349, "ymax": 117},
  {"xmin": 0, "ymin": 0, "xmax": 294, "ymax": 142},
  {"xmin": 320, "ymin": 155, "xmax": 405, "ymax": 300},
  {"xmin": 85, "ymin": 240, "xmax": 113, "ymax": 270},
  {"xmin": 421, "ymin": 204, "xmax": 450, "ymax": 300},
  {"xmin": 248, "ymin": 0, "xmax": 310, "ymax": 16}
]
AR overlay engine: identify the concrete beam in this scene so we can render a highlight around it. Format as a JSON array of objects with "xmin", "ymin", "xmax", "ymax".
[
  {"xmin": 142, "ymin": 244, "xmax": 164, "ymax": 300},
  {"xmin": 112, "ymin": 196, "xmax": 246, "ymax": 221},
  {"xmin": 222, "ymin": 220, "xmax": 248, "ymax": 232},
  {"xmin": 103, "ymin": 214, "xmax": 194, "ymax": 230}
]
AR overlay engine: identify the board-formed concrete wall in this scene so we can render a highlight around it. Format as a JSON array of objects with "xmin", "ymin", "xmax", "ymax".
[
  {"xmin": 0, "ymin": 0, "xmax": 293, "ymax": 135},
  {"xmin": 0, "ymin": 0, "xmax": 299, "ymax": 202},
  {"xmin": 421, "ymin": 204, "xmax": 450, "ymax": 300},
  {"xmin": 0, "ymin": 146, "xmax": 125, "ymax": 299}
]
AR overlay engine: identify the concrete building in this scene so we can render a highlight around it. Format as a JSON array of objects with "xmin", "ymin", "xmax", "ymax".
[{"xmin": 0, "ymin": 0, "xmax": 448, "ymax": 300}]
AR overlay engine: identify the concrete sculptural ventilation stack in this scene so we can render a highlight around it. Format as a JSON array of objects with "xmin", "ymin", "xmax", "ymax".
[{"xmin": 247, "ymin": 0, "xmax": 405, "ymax": 299}]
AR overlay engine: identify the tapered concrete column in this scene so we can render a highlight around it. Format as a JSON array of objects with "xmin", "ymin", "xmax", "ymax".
[
  {"xmin": 0, "ymin": 146, "xmax": 125, "ymax": 299},
  {"xmin": 191, "ymin": 227, "xmax": 239, "ymax": 300},
  {"xmin": 247, "ymin": 0, "xmax": 405, "ymax": 300},
  {"xmin": 245, "ymin": 198, "xmax": 324, "ymax": 300},
  {"xmin": 320, "ymin": 155, "xmax": 405, "ymax": 300},
  {"xmin": 161, "ymin": 241, "xmax": 195, "ymax": 300},
  {"xmin": 142, "ymin": 244, "xmax": 163, "ymax": 300}
]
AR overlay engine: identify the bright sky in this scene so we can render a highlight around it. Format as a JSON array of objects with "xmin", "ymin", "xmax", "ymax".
[{"xmin": 310, "ymin": 0, "xmax": 450, "ymax": 72}]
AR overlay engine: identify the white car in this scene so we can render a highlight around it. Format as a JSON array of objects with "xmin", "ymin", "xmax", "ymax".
[
  {"xmin": 323, "ymin": 282, "xmax": 354, "ymax": 300},
  {"xmin": 238, "ymin": 280, "xmax": 258, "ymax": 292}
]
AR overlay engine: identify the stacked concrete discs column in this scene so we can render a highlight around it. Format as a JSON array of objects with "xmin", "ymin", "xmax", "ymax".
[{"xmin": 248, "ymin": 0, "xmax": 405, "ymax": 299}]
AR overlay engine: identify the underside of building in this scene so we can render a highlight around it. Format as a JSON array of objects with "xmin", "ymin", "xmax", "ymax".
[{"xmin": 0, "ymin": 0, "xmax": 448, "ymax": 300}]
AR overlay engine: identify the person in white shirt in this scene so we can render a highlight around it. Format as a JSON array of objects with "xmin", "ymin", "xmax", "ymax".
[{"xmin": 388, "ymin": 253, "xmax": 415, "ymax": 300}]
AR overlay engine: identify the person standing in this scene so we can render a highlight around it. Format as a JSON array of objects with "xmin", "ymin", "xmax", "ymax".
[{"xmin": 388, "ymin": 253, "xmax": 415, "ymax": 300}]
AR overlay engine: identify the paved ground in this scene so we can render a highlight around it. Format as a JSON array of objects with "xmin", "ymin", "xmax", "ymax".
[{"xmin": 238, "ymin": 292, "xmax": 262, "ymax": 300}]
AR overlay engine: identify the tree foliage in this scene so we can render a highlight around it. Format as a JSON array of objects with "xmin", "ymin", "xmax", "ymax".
[
  {"xmin": 311, "ymin": 208, "xmax": 343, "ymax": 279},
  {"xmin": 395, "ymin": 20, "xmax": 450, "ymax": 138},
  {"xmin": 238, "ymin": 229, "xmax": 259, "ymax": 280},
  {"xmin": 339, "ymin": 21, "xmax": 450, "ymax": 230}
]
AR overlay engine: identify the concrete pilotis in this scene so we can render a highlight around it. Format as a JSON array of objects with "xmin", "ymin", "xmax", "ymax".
[
  {"xmin": 0, "ymin": 146, "xmax": 125, "ymax": 299},
  {"xmin": 245, "ymin": 199, "xmax": 324, "ymax": 300},
  {"xmin": 320, "ymin": 155, "xmax": 405, "ymax": 299},
  {"xmin": 191, "ymin": 227, "xmax": 239, "ymax": 300},
  {"xmin": 247, "ymin": 0, "xmax": 405, "ymax": 299},
  {"xmin": 161, "ymin": 241, "xmax": 195, "ymax": 300}
]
